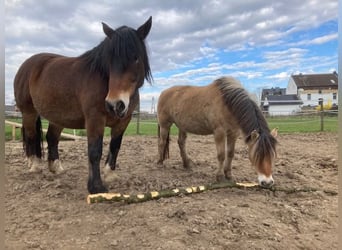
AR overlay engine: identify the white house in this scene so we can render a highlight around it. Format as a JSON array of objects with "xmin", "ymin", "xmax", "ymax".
[
  {"xmin": 287, "ymin": 72, "xmax": 338, "ymax": 108},
  {"xmin": 261, "ymin": 94, "xmax": 303, "ymax": 116}
]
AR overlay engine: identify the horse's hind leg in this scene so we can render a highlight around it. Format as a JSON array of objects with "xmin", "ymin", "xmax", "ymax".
[
  {"xmin": 224, "ymin": 135, "xmax": 237, "ymax": 181},
  {"xmin": 178, "ymin": 130, "xmax": 195, "ymax": 169},
  {"xmin": 157, "ymin": 124, "xmax": 171, "ymax": 166},
  {"xmin": 214, "ymin": 129, "xmax": 226, "ymax": 182},
  {"xmin": 22, "ymin": 112, "xmax": 43, "ymax": 172},
  {"xmin": 46, "ymin": 123, "xmax": 64, "ymax": 174}
]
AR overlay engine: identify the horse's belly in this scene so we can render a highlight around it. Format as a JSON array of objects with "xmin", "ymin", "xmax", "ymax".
[
  {"xmin": 174, "ymin": 120, "xmax": 212, "ymax": 135},
  {"xmin": 37, "ymin": 107, "xmax": 85, "ymax": 129}
]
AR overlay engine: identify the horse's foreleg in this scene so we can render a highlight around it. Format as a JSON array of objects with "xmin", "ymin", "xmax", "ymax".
[
  {"xmin": 87, "ymin": 120, "xmax": 107, "ymax": 194},
  {"xmin": 46, "ymin": 123, "xmax": 64, "ymax": 174},
  {"xmin": 214, "ymin": 130, "xmax": 226, "ymax": 182},
  {"xmin": 178, "ymin": 130, "xmax": 195, "ymax": 169},
  {"xmin": 224, "ymin": 136, "xmax": 236, "ymax": 181},
  {"xmin": 22, "ymin": 112, "xmax": 43, "ymax": 172}
]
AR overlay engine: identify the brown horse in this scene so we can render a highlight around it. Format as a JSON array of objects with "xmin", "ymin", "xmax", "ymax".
[
  {"xmin": 157, "ymin": 76, "xmax": 278, "ymax": 188},
  {"xmin": 14, "ymin": 17, "xmax": 153, "ymax": 194}
]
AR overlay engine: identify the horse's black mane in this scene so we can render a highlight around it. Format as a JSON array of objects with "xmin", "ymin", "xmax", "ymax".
[
  {"xmin": 216, "ymin": 76, "xmax": 277, "ymax": 165},
  {"xmin": 80, "ymin": 25, "xmax": 152, "ymax": 83}
]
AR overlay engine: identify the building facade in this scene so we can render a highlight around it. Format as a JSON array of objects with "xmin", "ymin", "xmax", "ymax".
[{"xmin": 287, "ymin": 72, "xmax": 338, "ymax": 108}]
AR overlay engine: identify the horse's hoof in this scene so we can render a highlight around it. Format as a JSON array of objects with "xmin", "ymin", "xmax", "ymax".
[
  {"xmin": 156, "ymin": 160, "xmax": 165, "ymax": 168},
  {"xmin": 48, "ymin": 160, "xmax": 65, "ymax": 174},
  {"xmin": 88, "ymin": 184, "xmax": 108, "ymax": 194},
  {"xmin": 225, "ymin": 175, "xmax": 235, "ymax": 182},
  {"xmin": 28, "ymin": 156, "xmax": 42, "ymax": 173},
  {"xmin": 184, "ymin": 159, "xmax": 195, "ymax": 170},
  {"xmin": 29, "ymin": 166, "xmax": 42, "ymax": 173},
  {"xmin": 216, "ymin": 175, "xmax": 227, "ymax": 182},
  {"xmin": 103, "ymin": 165, "xmax": 119, "ymax": 183}
]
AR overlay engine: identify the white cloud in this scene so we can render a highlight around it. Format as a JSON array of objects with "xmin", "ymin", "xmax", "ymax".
[{"xmin": 4, "ymin": 0, "xmax": 338, "ymax": 107}]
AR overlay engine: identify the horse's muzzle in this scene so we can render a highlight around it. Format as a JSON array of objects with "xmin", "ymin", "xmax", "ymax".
[
  {"xmin": 258, "ymin": 174, "xmax": 274, "ymax": 188},
  {"xmin": 105, "ymin": 100, "xmax": 126, "ymax": 118}
]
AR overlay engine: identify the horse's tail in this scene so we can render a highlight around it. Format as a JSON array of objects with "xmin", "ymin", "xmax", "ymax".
[
  {"xmin": 22, "ymin": 116, "xmax": 44, "ymax": 158},
  {"xmin": 158, "ymin": 124, "xmax": 170, "ymax": 160}
]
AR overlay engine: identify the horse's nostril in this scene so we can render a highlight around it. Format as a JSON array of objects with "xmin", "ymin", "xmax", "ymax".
[
  {"xmin": 115, "ymin": 100, "xmax": 125, "ymax": 114},
  {"xmin": 105, "ymin": 101, "xmax": 114, "ymax": 113}
]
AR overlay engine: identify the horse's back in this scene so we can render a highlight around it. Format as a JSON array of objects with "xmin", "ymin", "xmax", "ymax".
[
  {"xmin": 158, "ymin": 83, "xmax": 228, "ymax": 134},
  {"xmin": 14, "ymin": 53, "xmax": 63, "ymax": 110}
]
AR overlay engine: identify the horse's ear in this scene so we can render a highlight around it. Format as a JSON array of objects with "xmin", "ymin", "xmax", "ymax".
[
  {"xmin": 137, "ymin": 16, "xmax": 152, "ymax": 40},
  {"xmin": 271, "ymin": 128, "xmax": 278, "ymax": 138},
  {"xmin": 250, "ymin": 130, "xmax": 260, "ymax": 142},
  {"xmin": 102, "ymin": 22, "xmax": 115, "ymax": 38}
]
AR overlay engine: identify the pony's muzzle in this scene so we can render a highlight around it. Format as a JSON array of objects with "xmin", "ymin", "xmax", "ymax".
[
  {"xmin": 105, "ymin": 100, "xmax": 127, "ymax": 118},
  {"xmin": 258, "ymin": 174, "xmax": 274, "ymax": 188}
]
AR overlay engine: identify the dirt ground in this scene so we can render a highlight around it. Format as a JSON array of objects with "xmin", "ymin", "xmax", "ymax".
[{"xmin": 5, "ymin": 132, "xmax": 338, "ymax": 250}]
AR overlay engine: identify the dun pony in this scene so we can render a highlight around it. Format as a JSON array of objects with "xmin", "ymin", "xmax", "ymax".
[{"xmin": 157, "ymin": 76, "xmax": 277, "ymax": 187}]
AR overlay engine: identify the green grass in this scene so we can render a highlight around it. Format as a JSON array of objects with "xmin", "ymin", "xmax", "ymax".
[
  {"xmin": 5, "ymin": 115, "xmax": 338, "ymax": 141},
  {"xmin": 267, "ymin": 115, "xmax": 338, "ymax": 133}
]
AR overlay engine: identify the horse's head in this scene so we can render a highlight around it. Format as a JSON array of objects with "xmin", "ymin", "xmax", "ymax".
[
  {"xmin": 102, "ymin": 17, "xmax": 152, "ymax": 118},
  {"xmin": 247, "ymin": 128, "xmax": 278, "ymax": 188}
]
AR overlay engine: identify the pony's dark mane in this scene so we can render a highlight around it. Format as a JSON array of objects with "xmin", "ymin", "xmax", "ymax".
[
  {"xmin": 216, "ymin": 76, "xmax": 277, "ymax": 165},
  {"xmin": 79, "ymin": 25, "xmax": 152, "ymax": 83}
]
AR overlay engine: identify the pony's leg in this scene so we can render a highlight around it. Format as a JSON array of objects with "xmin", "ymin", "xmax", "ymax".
[
  {"xmin": 103, "ymin": 131, "xmax": 123, "ymax": 183},
  {"xmin": 214, "ymin": 130, "xmax": 226, "ymax": 182},
  {"xmin": 22, "ymin": 112, "xmax": 43, "ymax": 172},
  {"xmin": 224, "ymin": 136, "xmax": 236, "ymax": 181},
  {"xmin": 105, "ymin": 132, "xmax": 123, "ymax": 170},
  {"xmin": 46, "ymin": 123, "xmax": 64, "ymax": 174},
  {"xmin": 178, "ymin": 130, "xmax": 195, "ymax": 169},
  {"xmin": 157, "ymin": 124, "xmax": 171, "ymax": 166},
  {"xmin": 86, "ymin": 119, "xmax": 107, "ymax": 194}
]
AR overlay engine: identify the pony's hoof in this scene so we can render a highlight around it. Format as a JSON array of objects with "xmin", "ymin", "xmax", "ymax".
[
  {"xmin": 225, "ymin": 175, "xmax": 235, "ymax": 182},
  {"xmin": 103, "ymin": 165, "xmax": 119, "ymax": 183},
  {"xmin": 48, "ymin": 160, "xmax": 65, "ymax": 174},
  {"xmin": 28, "ymin": 156, "xmax": 42, "ymax": 173},
  {"xmin": 184, "ymin": 160, "xmax": 195, "ymax": 169},
  {"xmin": 216, "ymin": 175, "xmax": 227, "ymax": 182},
  {"xmin": 88, "ymin": 183, "xmax": 108, "ymax": 194},
  {"xmin": 29, "ymin": 166, "xmax": 42, "ymax": 173},
  {"xmin": 156, "ymin": 160, "xmax": 165, "ymax": 168}
]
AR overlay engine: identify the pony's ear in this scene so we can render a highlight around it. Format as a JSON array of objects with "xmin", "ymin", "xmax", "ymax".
[
  {"xmin": 271, "ymin": 128, "xmax": 278, "ymax": 138},
  {"xmin": 102, "ymin": 22, "xmax": 115, "ymax": 38},
  {"xmin": 137, "ymin": 16, "xmax": 152, "ymax": 40},
  {"xmin": 250, "ymin": 130, "xmax": 260, "ymax": 142}
]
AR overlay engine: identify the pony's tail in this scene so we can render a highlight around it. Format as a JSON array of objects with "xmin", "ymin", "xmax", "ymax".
[
  {"xmin": 158, "ymin": 124, "xmax": 170, "ymax": 160},
  {"xmin": 22, "ymin": 116, "xmax": 44, "ymax": 158}
]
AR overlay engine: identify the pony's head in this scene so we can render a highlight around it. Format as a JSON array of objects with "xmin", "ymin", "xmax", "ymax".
[
  {"xmin": 247, "ymin": 128, "xmax": 278, "ymax": 188},
  {"xmin": 101, "ymin": 17, "xmax": 152, "ymax": 118}
]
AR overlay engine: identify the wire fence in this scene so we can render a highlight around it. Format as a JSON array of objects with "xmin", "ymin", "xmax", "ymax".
[{"xmin": 5, "ymin": 109, "xmax": 338, "ymax": 141}]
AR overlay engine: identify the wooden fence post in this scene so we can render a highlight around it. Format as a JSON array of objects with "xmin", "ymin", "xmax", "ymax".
[{"xmin": 318, "ymin": 98, "xmax": 324, "ymax": 131}]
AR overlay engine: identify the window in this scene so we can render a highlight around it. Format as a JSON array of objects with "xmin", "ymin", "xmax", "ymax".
[
  {"xmin": 333, "ymin": 93, "xmax": 337, "ymax": 100},
  {"xmin": 307, "ymin": 94, "xmax": 311, "ymax": 100}
]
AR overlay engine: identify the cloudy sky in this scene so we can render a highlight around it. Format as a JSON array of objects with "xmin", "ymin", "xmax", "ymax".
[{"xmin": 5, "ymin": 0, "xmax": 338, "ymax": 112}]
